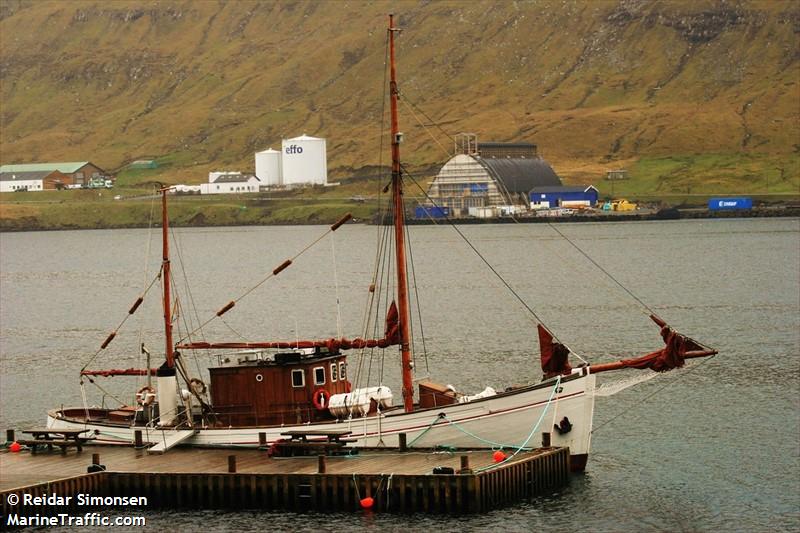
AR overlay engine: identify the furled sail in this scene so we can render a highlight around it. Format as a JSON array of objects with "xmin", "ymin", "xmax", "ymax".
[{"xmin": 177, "ymin": 301, "xmax": 401, "ymax": 352}]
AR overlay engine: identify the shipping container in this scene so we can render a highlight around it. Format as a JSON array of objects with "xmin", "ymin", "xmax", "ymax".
[
  {"xmin": 708, "ymin": 197, "xmax": 753, "ymax": 210},
  {"xmin": 415, "ymin": 205, "xmax": 449, "ymax": 219},
  {"xmin": 468, "ymin": 206, "xmax": 498, "ymax": 218}
]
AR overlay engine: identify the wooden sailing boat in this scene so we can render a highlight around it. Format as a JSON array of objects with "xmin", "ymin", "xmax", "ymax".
[{"xmin": 47, "ymin": 15, "xmax": 716, "ymax": 469}]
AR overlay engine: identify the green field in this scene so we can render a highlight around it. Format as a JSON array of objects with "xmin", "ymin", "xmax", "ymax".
[
  {"xmin": 594, "ymin": 153, "xmax": 800, "ymax": 202},
  {"xmin": 0, "ymin": 188, "xmax": 383, "ymax": 231}
]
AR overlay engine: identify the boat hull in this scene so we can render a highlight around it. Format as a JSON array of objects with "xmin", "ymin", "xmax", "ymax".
[{"xmin": 48, "ymin": 373, "xmax": 596, "ymax": 471}]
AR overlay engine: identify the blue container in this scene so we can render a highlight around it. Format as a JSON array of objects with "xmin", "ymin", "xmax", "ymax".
[
  {"xmin": 708, "ymin": 197, "xmax": 753, "ymax": 210},
  {"xmin": 415, "ymin": 206, "xmax": 449, "ymax": 219}
]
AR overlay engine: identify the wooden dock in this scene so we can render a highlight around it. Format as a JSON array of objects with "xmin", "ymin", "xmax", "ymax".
[{"xmin": 1, "ymin": 444, "xmax": 570, "ymax": 516}]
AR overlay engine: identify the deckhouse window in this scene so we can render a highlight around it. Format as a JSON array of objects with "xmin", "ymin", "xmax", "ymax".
[
  {"xmin": 330, "ymin": 363, "xmax": 338, "ymax": 382},
  {"xmin": 291, "ymin": 369, "xmax": 305, "ymax": 388},
  {"xmin": 339, "ymin": 362, "xmax": 347, "ymax": 380},
  {"xmin": 314, "ymin": 367, "xmax": 326, "ymax": 386}
]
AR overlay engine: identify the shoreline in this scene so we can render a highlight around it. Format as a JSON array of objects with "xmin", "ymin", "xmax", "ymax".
[{"xmin": 1, "ymin": 206, "xmax": 798, "ymax": 233}]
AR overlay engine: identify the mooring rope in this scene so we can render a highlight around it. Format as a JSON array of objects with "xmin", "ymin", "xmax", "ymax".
[{"xmin": 407, "ymin": 376, "xmax": 562, "ymax": 455}]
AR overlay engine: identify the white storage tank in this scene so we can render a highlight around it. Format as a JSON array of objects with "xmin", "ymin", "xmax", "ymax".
[
  {"xmin": 255, "ymin": 148, "xmax": 282, "ymax": 186},
  {"xmin": 281, "ymin": 134, "xmax": 327, "ymax": 186}
]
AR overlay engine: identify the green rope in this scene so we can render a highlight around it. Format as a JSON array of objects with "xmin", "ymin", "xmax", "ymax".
[
  {"xmin": 408, "ymin": 376, "xmax": 563, "ymax": 453},
  {"xmin": 476, "ymin": 375, "xmax": 562, "ymax": 473},
  {"xmin": 406, "ymin": 412, "xmax": 447, "ymax": 447}
]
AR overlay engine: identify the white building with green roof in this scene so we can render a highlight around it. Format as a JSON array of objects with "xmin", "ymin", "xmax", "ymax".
[{"xmin": 0, "ymin": 162, "xmax": 107, "ymax": 188}]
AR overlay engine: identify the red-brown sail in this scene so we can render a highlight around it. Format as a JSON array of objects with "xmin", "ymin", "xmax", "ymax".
[
  {"xmin": 538, "ymin": 314, "xmax": 717, "ymax": 376},
  {"xmin": 538, "ymin": 324, "xmax": 572, "ymax": 379}
]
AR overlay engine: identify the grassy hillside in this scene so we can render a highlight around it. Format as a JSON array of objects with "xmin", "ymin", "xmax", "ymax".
[
  {"xmin": 0, "ymin": 188, "xmax": 379, "ymax": 231},
  {"xmin": 1, "ymin": 0, "xmax": 798, "ymax": 198}
]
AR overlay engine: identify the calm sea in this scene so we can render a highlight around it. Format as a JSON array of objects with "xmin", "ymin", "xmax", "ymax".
[{"xmin": 1, "ymin": 218, "xmax": 798, "ymax": 531}]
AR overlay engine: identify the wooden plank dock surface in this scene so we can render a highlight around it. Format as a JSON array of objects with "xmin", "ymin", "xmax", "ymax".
[
  {"xmin": 1, "ymin": 444, "xmax": 570, "ymax": 515},
  {"xmin": 1, "ymin": 445, "xmax": 522, "ymax": 491}
]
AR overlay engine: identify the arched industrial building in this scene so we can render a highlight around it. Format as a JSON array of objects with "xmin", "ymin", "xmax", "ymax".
[{"xmin": 426, "ymin": 137, "xmax": 562, "ymax": 216}]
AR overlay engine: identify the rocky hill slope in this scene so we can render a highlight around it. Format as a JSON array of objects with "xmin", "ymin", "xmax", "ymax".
[{"xmin": 1, "ymin": 0, "xmax": 798, "ymax": 193}]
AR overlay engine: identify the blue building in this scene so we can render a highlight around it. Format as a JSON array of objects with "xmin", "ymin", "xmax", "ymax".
[{"xmin": 529, "ymin": 185, "xmax": 599, "ymax": 209}]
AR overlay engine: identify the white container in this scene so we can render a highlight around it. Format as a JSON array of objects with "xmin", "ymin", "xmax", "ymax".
[
  {"xmin": 473, "ymin": 207, "xmax": 497, "ymax": 218},
  {"xmin": 255, "ymin": 148, "xmax": 282, "ymax": 186},
  {"xmin": 281, "ymin": 134, "xmax": 327, "ymax": 186},
  {"xmin": 327, "ymin": 386, "xmax": 393, "ymax": 418}
]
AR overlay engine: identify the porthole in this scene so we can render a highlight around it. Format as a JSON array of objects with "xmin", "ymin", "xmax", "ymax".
[{"xmin": 255, "ymin": 374, "xmax": 264, "ymax": 382}]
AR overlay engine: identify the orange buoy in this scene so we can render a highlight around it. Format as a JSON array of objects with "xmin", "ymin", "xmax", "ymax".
[
  {"xmin": 9, "ymin": 441, "xmax": 21, "ymax": 452},
  {"xmin": 493, "ymin": 450, "xmax": 507, "ymax": 463},
  {"xmin": 360, "ymin": 496, "xmax": 374, "ymax": 509}
]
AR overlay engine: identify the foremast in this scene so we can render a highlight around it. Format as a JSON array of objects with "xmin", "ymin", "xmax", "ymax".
[
  {"xmin": 388, "ymin": 14, "xmax": 414, "ymax": 413},
  {"xmin": 160, "ymin": 187, "xmax": 175, "ymax": 369},
  {"xmin": 157, "ymin": 186, "xmax": 179, "ymax": 426}
]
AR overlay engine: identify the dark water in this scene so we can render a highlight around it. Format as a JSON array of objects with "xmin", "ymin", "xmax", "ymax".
[{"xmin": 1, "ymin": 218, "xmax": 798, "ymax": 531}]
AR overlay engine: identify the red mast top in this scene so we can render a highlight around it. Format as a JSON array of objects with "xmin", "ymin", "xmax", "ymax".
[
  {"xmin": 388, "ymin": 14, "xmax": 414, "ymax": 413},
  {"xmin": 160, "ymin": 187, "xmax": 175, "ymax": 368}
]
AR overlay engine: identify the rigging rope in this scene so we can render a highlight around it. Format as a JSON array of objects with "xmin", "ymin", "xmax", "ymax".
[
  {"xmin": 170, "ymin": 224, "xmax": 209, "ymax": 342},
  {"xmin": 405, "ymin": 221, "xmax": 429, "ymax": 373},
  {"xmin": 330, "ymin": 231, "xmax": 343, "ymax": 339},
  {"xmin": 399, "ymin": 96, "xmax": 452, "ymax": 160},
  {"xmin": 397, "ymin": 88, "xmax": 456, "ymax": 150},
  {"xmin": 591, "ymin": 353, "xmax": 717, "ymax": 434},
  {"xmin": 80, "ymin": 272, "xmax": 161, "ymax": 372},
  {"xmin": 517, "ymin": 216, "xmax": 656, "ymax": 317},
  {"xmin": 402, "ymin": 164, "xmax": 560, "ymax": 341},
  {"xmin": 137, "ymin": 189, "xmax": 158, "ymax": 392},
  {"xmin": 178, "ymin": 223, "xmax": 347, "ymax": 343},
  {"xmin": 81, "ymin": 375, "xmax": 127, "ymax": 407}
]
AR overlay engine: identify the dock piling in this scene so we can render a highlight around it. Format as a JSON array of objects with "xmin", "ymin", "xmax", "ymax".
[
  {"xmin": 258, "ymin": 432, "xmax": 267, "ymax": 449},
  {"xmin": 542, "ymin": 432, "xmax": 551, "ymax": 447},
  {"xmin": 134, "ymin": 430, "xmax": 143, "ymax": 448},
  {"xmin": 0, "ymin": 446, "xmax": 570, "ymax": 515},
  {"xmin": 459, "ymin": 455, "xmax": 472, "ymax": 474},
  {"xmin": 317, "ymin": 454, "xmax": 326, "ymax": 474},
  {"xmin": 6, "ymin": 429, "xmax": 14, "ymax": 443},
  {"xmin": 399, "ymin": 433, "xmax": 407, "ymax": 451}
]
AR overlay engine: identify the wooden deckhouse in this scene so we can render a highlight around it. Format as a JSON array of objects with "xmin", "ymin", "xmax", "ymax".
[{"xmin": 209, "ymin": 347, "xmax": 350, "ymax": 426}]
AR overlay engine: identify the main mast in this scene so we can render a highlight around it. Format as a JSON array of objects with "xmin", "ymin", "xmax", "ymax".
[{"xmin": 388, "ymin": 14, "xmax": 414, "ymax": 413}]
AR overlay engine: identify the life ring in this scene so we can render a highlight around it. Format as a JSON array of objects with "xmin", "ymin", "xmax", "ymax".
[
  {"xmin": 189, "ymin": 378, "xmax": 207, "ymax": 395},
  {"xmin": 312, "ymin": 388, "xmax": 329, "ymax": 411},
  {"xmin": 135, "ymin": 386, "xmax": 156, "ymax": 406}
]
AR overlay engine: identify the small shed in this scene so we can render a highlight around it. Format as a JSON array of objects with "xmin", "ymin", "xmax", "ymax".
[
  {"xmin": 529, "ymin": 185, "xmax": 599, "ymax": 209},
  {"xmin": 606, "ymin": 170, "xmax": 628, "ymax": 180}
]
